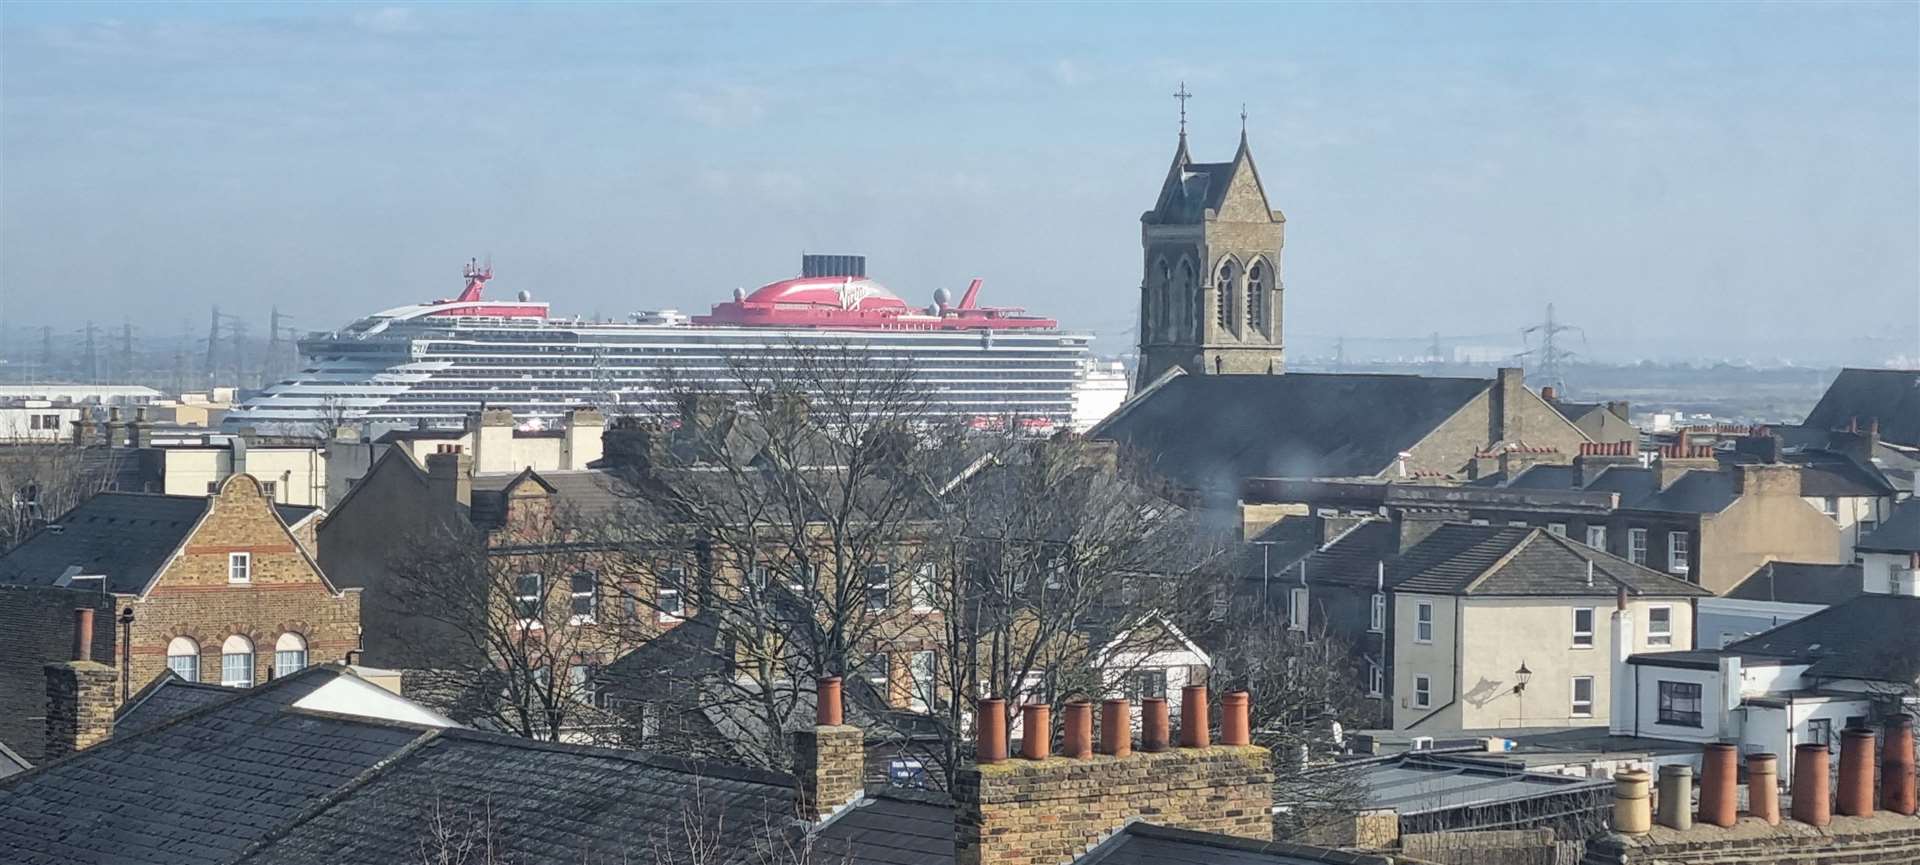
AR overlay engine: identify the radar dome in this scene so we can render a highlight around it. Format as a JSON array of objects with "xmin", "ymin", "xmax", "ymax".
[
  {"xmin": 933, "ymin": 287, "xmax": 952, "ymax": 306},
  {"xmin": 733, "ymin": 287, "xmax": 748, "ymax": 302},
  {"xmin": 517, "ymin": 290, "xmax": 532, "ymax": 302}
]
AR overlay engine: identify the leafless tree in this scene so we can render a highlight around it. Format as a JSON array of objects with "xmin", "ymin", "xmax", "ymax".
[{"xmin": 0, "ymin": 440, "xmax": 123, "ymax": 550}]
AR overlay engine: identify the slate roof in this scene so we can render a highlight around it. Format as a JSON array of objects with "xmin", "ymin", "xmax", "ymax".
[
  {"xmin": 0, "ymin": 492, "xmax": 319, "ymax": 594},
  {"xmin": 1723, "ymin": 562, "xmax": 1866, "ymax": 606},
  {"xmin": 1858, "ymin": 497, "xmax": 1920, "ymax": 553},
  {"xmin": 469, "ymin": 468, "xmax": 624, "ymax": 528},
  {"xmin": 1094, "ymin": 372, "xmax": 1492, "ymax": 493},
  {"xmin": 114, "ymin": 671, "xmax": 236, "ymax": 735},
  {"xmin": 1075, "ymin": 823, "xmax": 1387, "ymax": 865},
  {"xmin": 1724, "ymin": 594, "xmax": 1920, "ymax": 683},
  {"xmin": 1803, "ymin": 368, "xmax": 1920, "ymax": 448},
  {"xmin": 1271, "ymin": 519, "xmax": 1397, "ymax": 588},
  {"xmin": 1390, "ymin": 524, "xmax": 1711, "ymax": 598},
  {"xmin": 808, "ymin": 788, "xmax": 956, "ymax": 865}
]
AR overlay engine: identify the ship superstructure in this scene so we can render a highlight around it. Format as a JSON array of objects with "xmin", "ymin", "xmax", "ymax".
[{"xmin": 224, "ymin": 256, "xmax": 1090, "ymax": 435}]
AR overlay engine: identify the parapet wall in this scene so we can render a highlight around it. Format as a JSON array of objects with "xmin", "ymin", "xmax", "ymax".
[{"xmin": 1583, "ymin": 813, "xmax": 1920, "ymax": 865}]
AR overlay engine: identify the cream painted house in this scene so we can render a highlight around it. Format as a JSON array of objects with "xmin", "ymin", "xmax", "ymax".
[{"xmin": 1388, "ymin": 524, "xmax": 1711, "ymax": 732}]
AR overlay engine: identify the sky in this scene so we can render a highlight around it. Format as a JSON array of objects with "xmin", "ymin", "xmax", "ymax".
[{"xmin": 2, "ymin": 2, "xmax": 1916, "ymax": 364}]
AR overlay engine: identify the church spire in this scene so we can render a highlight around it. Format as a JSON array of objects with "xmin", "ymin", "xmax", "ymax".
[{"xmin": 1238, "ymin": 103, "xmax": 1249, "ymax": 152}]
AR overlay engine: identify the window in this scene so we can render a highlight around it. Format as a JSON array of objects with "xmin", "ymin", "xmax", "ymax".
[
  {"xmin": 1415, "ymin": 602, "xmax": 1434, "ymax": 643},
  {"xmin": 1507, "ymin": 520, "xmax": 1529, "ymax": 528},
  {"xmin": 1571, "ymin": 676, "xmax": 1595, "ymax": 718},
  {"xmin": 1289, "ymin": 586, "xmax": 1309, "ymax": 631},
  {"xmin": 166, "ymin": 637, "xmax": 200, "ymax": 682},
  {"xmin": 909, "ymin": 650, "xmax": 935, "ymax": 712},
  {"xmin": 1586, "ymin": 525, "xmax": 1607, "ymax": 550},
  {"xmin": 1858, "ymin": 518, "xmax": 1878, "ymax": 536},
  {"xmin": 1214, "ymin": 260, "xmax": 1236, "ymax": 329},
  {"xmin": 1547, "ymin": 523, "xmax": 1568, "ymax": 537},
  {"xmin": 1806, "ymin": 718, "xmax": 1834, "ymax": 751},
  {"xmin": 1366, "ymin": 661, "xmax": 1384, "ymax": 697},
  {"xmin": 621, "ymin": 583, "xmax": 639, "ymax": 621},
  {"xmin": 746, "ymin": 565, "xmax": 768, "ymax": 594},
  {"xmin": 260, "ymin": 480, "xmax": 277, "ymax": 501},
  {"xmin": 1628, "ymin": 528, "xmax": 1648, "ymax": 565},
  {"xmin": 514, "ymin": 573, "xmax": 543, "ymax": 621},
  {"xmin": 911, "ymin": 564, "xmax": 937, "ymax": 612},
  {"xmin": 657, "ymin": 567, "xmax": 685, "ymax": 621},
  {"xmin": 274, "ymin": 633, "xmax": 307, "ymax": 678},
  {"xmin": 1246, "ymin": 261, "xmax": 1266, "ymax": 327},
  {"xmin": 1413, "ymin": 674, "xmax": 1432, "ymax": 708},
  {"xmin": 1470, "ymin": 518, "xmax": 1490, "ymax": 526},
  {"xmin": 1127, "ymin": 668, "xmax": 1168, "ymax": 701},
  {"xmin": 569, "ymin": 663, "xmax": 593, "ymax": 699},
  {"xmin": 865, "ymin": 565, "xmax": 891, "ymax": 612},
  {"xmin": 1572, "ymin": 608, "xmax": 1595, "ymax": 648},
  {"xmin": 1647, "ymin": 606, "xmax": 1673, "ymax": 647},
  {"xmin": 569, "ymin": 573, "xmax": 598, "ymax": 623},
  {"xmin": 221, "ymin": 635, "xmax": 255, "ymax": 688},
  {"xmin": 207, "ymin": 481, "xmax": 221, "ymax": 494},
  {"xmin": 1667, "ymin": 532, "xmax": 1690, "ymax": 575},
  {"xmin": 1821, "ymin": 496, "xmax": 1840, "ymax": 517},
  {"xmin": 1369, "ymin": 593, "xmax": 1386, "ymax": 633},
  {"xmin": 861, "ymin": 654, "xmax": 891, "ymax": 698},
  {"xmin": 1657, "ymin": 680, "xmax": 1703, "ymax": 727},
  {"xmin": 228, "ymin": 552, "xmax": 251, "ymax": 584}
]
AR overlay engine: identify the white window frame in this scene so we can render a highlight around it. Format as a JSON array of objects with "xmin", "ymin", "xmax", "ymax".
[
  {"xmin": 1628, "ymin": 528, "xmax": 1649, "ymax": 565},
  {"xmin": 1572, "ymin": 607, "xmax": 1595, "ymax": 648},
  {"xmin": 1289, "ymin": 586, "xmax": 1309, "ymax": 631},
  {"xmin": 911, "ymin": 564, "xmax": 937, "ymax": 613},
  {"xmin": 1470, "ymin": 518, "xmax": 1490, "ymax": 526},
  {"xmin": 1369, "ymin": 593, "xmax": 1386, "ymax": 633},
  {"xmin": 274, "ymin": 633, "xmax": 307, "ymax": 678},
  {"xmin": 1571, "ymin": 675, "xmax": 1595, "ymax": 718},
  {"xmin": 865, "ymin": 564, "xmax": 891, "ymax": 612},
  {"xmin": 1507, "ymin": 520, "xmax": 1529, "ymax": 528},
  {"xmin": 1366, "ymin": 661, "xmax": 1384, "ymax": 698},
  {"xmin": 1413, "ymin": 674, "xmax": 1432, "ymax": 708},
  {"xmin": 1666, "ymin": 531, "xmax": 1690, "ymax": 575},
  {"xmin": 167, "ymin": 637, "xmax": 200, "ymax": 682},
  {"xmin": 221, "ymin": 635, "xmax": 254, "ymax": 688},
  {"xmin": 227, "ymin": 552, "xmax": 251, "ymax": 584},
  {"xmin": 657, "ymin": 567, "xmax": 685, "ymax": 623},
  {"xmin": 1415, "ymin": 601, "xmax": 1434, "ymax": 644},
  {"xmin": 260, "ymin": 480, "xmax": 277, "ymax": 501},
  {"xmin": 514, "ymin": 572, "xmax": 543, "ymax": 624},
  {"xmin": 1646, "ymin": 605, "xmax": 1673, "ymax": 647},
  {"xmin": 569, "ymin": 572, "xmax": 598, "ymax": 625},
  {"xmin": 909, "ymin": 650, "xmax": 935, "ymax": 712},
  {"xmin": 1586, "ymin": 525, "xmax": 1607, "ymax": 550},
  {"xmin": 1547, "ymin": 522, "xmax": 1568, "ymax": 537}
]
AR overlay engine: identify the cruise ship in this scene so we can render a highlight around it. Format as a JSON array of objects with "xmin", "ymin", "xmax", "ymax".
[{"xmin": 224, "ymin": 256, "xmax": 1092, "ymax": 435}]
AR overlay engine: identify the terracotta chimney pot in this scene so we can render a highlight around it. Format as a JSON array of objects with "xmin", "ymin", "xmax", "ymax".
[
  {"xmin": 1141, "ymin": 697, "xmax": 1170, "ymax": 752},
  {"xmin": 1791, "ymin": 743, "xmax": 1831, "ymax": 827},
  {"xmin": 1062, "ymin": 701, "xmax": 1093, "ymax": 759},
  {"xmin": 976, "ymin": 698, "xmax": 1007, "ymax": 764},
  {"xmin": 1700, "ymin": 743, "xmax": 1738, "ymax": 827},
  {"xmin": 1838, "ymin": 727, "xmax": 1877, "ymax": 816},
  {"xmin": 1099, "ymin": 699, "xmax": 1131, "ymax": 757},
  {"xmin": 1747, "ymin": 753, "xmax": 1780, "ymax": 825},
  {"xmin": 1020, "ymin": 703, "xmax": 1051, "ymax": 760},
  {"xmin": 1883, "ymin": 715, "xmax": 1916, "ymax": 815},
  {"xmin": 71, "ymin": 608, "xmax": 94, "ymax": 662},
  {"xmin": 1220, "ymin": 691, "xmax": 1251, "ymax": 747},
  {"xmin": 1178, "ymin": 685, "xmax": 1209, "ymax": 748},
  {"xmin": 816, "ymin": 676, "xmax": 842, "ymax": 726}
]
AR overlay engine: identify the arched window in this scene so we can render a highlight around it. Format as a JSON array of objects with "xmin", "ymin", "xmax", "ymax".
[
  {"xmin": 1154, "ymin": 259, "xmax": 1172, "ymax": 341},
  {"xmin": 1246, "ymin": 261, "xmax": 1268, "ymax": 331},
  {"xmin": 274, "ymin": 633, "xmax": 308, "ymax": 678},
  {"xmin": 221, "ymin": 635, "xmax": 255, "ymax": 688},
  {"xmin": 166, "ymin": 637, "xmax": 200, "ymax": 683},
  {"xmin": 1178, "ymin": 260, "xmax": 1199, "ymax": 340},
  {"xmin": 1215, "ymin": 260, "xmax": 1238, "ymax": 330}
]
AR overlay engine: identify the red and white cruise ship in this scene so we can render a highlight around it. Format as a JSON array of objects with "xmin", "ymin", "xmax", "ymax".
[{"xmin": 225, "ymin": 255, "xmax": 1091, "ymax": 434}]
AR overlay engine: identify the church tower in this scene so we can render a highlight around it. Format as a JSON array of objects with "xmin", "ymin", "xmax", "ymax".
[{"xmin": 1136, "ymin": 112, "xmax": 1286, "ymax": 387}]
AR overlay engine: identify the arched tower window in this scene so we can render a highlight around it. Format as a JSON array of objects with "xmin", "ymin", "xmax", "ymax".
[
  {"xmin": 1215, "ymin": 259, "xmax": 1238, "ymax": 331},
  {"xmin": 221, "ymin": 635, "xmax": 255, "ymax": 688},
  {"xmin": 1178, "ymin": 260, "xmax": 1199, "ymax": 340},
  {"xmin": 1247, "ymin": 261, "xmax": 1268, "ymax": 332},
  {"xmin": 1155, "ymin": 259, "xmax": 1173, "ymax": 341},
  {"xmin": 167, "ymin": 637, "xmax": 200, "ymax": 683}
]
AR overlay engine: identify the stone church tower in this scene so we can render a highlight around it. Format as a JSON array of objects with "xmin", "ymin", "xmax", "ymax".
[{"xmin": 1135, "ymin": 127, "xmax": 1286, "ymax": 387}]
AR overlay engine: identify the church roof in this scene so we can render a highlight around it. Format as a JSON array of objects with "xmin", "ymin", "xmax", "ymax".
[{"xmin": 1092, "ymin": 371, "xmax": 1492, "ymax": 495}]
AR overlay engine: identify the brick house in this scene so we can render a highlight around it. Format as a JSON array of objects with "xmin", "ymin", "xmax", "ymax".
[{"xmin": 0, "ymin": 475, "xmax": 359, "ymax": 762}]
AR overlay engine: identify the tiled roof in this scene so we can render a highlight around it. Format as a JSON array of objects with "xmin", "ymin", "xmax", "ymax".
[
  {"xmin": 1391, "ymin": 524, "xmax": 1710, "ymax": 598},
  {"xmin": 0, "ymin": 492, "xmax": 318, "ymax": 594},
  {"xmin": 468, "ymin": 468, "xmax": 624, "ymax": 527},
  {"xmin": 1095, "ymin": 372, "xmax": 1491, "ymax": 491},
  {"xmin": 1075, "ymin": 823, "xmax": 1389, "ymax": 865},
  {"xmin": 1277, "ymin": 519, "xmax": 1397, "ymax": 589},
  {"xmin": 114, "ymin": 671, "xmax": 236, "ymax": 735},
  {"xmin": 809, "ymin": 789, "xmax": 956, "ymax": 865},
  {"xmin": 1724, "ymin": 594, "xmax": 1920, "ymax": 683},
  {"xmin": 1858, "ymin": 497, "xmax": 1920, "ymax": 553},
  {"xmin": 1802, "ymin": 368, "xmax": 1920, "ymax": 448},
  {"xmin": 1722, "ymin": 562, "xmax": 1865, "ymax": 606}
]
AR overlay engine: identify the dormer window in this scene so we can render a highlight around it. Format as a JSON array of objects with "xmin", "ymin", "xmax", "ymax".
[{"xmin": 228, "ymin": 552, "xmax": 251, "ymax": 584}]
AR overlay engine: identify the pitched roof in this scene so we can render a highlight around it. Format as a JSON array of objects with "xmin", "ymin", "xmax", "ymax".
[
  {"xmin": 0, "ymin": 740, "xmax": 26, "ymax": 780},
  {"xmin": 1802, "ymin": 368, "xmax": 1920, "ymax": 448},
  {"xmin": 0, "ymin": 492, "xmax": 319, "ymax": 594},
  {"xmin": 1094, "ymin": 372, "xmax": 1491, "ymax": 492},
  {"xmin": 1075, "ymin": 823, "xmax": 1388, "ymax": 865},
  {"xmin": 1724, "ymin": 594, "xmax": 1920, "ymax": 683},
  {"xmin": 1722, "ymin": 562, "xmax": 1866, "ymax": 606},
  {"xmin": 808, "ymin": 789, "xmax": 956, "ymax": 865},
  {"xmin": 114, "ymin": 671, "xmax": 235, "ymax": 735},
  {"xmin": 1858, "ymin": 497, "xmax": 1920, "ymax": 553},
  {"xmin": 1390, "ymin": 524, "xmax": 1710, "ymax": 598},
  {"xmin": 1271, "ymin": 519, "xmax": 1398, "ymax": 589},
  {"xmin": 469, "ymin": 468, "xmax": 623, "ymax": 528}
]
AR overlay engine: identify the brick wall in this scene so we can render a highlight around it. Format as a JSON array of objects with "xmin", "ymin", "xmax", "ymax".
[
  {"xmin": 1584, "ymin": 813, "xmax": 1920, "ymax": 865},
  {"xmin": 792, "ymin": 725, "xmax": 865, "ymax": 819},
  {"xmin": 0, "ymin": 586, "xmax": 116, "ymax": 763},
  {"xmin": 42, "ymin": 660, "xmax": 117, "ymax": 760},
  {"xmin": 954, "ymin": 745, "xmax": 1273, "ymax": 865}
]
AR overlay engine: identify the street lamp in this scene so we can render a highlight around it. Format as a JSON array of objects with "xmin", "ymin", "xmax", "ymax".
[{"xmin": 1512, "ymin": 662, "xmax": 1532, "ymax": 728}]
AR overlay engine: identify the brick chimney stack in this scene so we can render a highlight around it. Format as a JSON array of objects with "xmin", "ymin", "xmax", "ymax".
[
  {"xmin": 1653, "ymin": 444, "xmax": 1718, "ymax": 490},
  {"xmin": 425, "ymin": 446, "xmax": 472, "ymax": 507},
  {"xmin": 561, "ymin": 406, "xmax": 605, "ymax": 470},
  {"xmin": 792, "ymin": 677, "xmax": 864, "ymax": 822},
  {"xmin": 128, "ymin": 406, "xmax": 153, "ymax": 449},
  {"xmin": 954, "ymin": 687, "xmax": 1272, "ymax": 865},
  {"xmin": 1574, "ymin": 441, "xmax": 1639, "ymax": 488},
  {"xmin": 1733, "ymin": 461, "xmax": 1800, "ymax": 497},
  {"xmin": 473, "ymin": 408, "xmax": 517, "ymax": 475},
  {"xmin": 44, "ymin": 608, "xmax": 118, "ymax": 760},
  {"xmin": 104, "ymin": 407, "xmax": 126, "ymax": 448},
  {"xmin": 1490, "ymin": 367, "xmax": 1527, "ymax": 445}
]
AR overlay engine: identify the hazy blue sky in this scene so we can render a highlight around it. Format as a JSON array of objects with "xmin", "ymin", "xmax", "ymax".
[{"xmin": 3, "ymin": 2, "xmax": 1916, "ymax": 363}]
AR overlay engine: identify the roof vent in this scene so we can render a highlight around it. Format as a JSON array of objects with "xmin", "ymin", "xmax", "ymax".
[{"xmin": 47, "ymin": 524, "xmax": 64, "ymax": 534}]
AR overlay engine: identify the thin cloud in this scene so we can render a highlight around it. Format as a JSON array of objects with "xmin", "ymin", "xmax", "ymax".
[
  {"xmin": 352, "ymin": 7, "xmax": 422, "ymax": 36},
  {"xmin": 671, "ymin": 83, "xmax": 770, "ymax": 129}
]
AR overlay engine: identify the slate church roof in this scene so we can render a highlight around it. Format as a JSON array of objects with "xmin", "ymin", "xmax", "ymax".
[{"xmin": 1093, "ymin": 372, "xmax": 1492, "ymax": 493}]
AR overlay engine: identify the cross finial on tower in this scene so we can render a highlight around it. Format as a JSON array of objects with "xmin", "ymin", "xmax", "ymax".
[
  {"xmin": 1173, "ymin": 82, "xmax": 1193, "ymax": 137},
  {"xmin": 1240, "ymin": 103, "xmax": 1248, "ymax": 133}
]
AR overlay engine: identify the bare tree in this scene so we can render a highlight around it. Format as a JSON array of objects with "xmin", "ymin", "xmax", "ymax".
[{"xmin": 0, "ymin": 440, "xmax": 123, "ymax": 551}]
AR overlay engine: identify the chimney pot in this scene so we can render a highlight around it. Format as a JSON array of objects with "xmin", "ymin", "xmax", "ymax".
[
  {"xmin": 1883, "ymin": 715, "xmax": 1916, "ymax": 816},
  {"xmin": 1141, "ymin": 697, "xmax": 1170, "ymax": 752},
  {"xmin": 1613, "ymin": 769, "xmax": 1651, "ymax": 834},
  {"xmin": 1838, "ymin": 727, "xmax": 1877, "ymax": 816},
  {"xmin": 1178, "ymin": 685, "xmax": 1209, "ymax": 749},
  {"xmin": 976, "ymin": 698, "xmax": 1007, "ymax": 764},
  {"xmin": 1220, "ymin": 691, "xmax": 1251, "ymax": 747},
  {"xmin": 1062, "ymin": 701, "xmax": 1093, "ymax": 759},
  {"xmin": 1700, "ymin": 743, "xmax": 1738, "ymax": 827},
  {"xmin": 1791, "ymin": 742, "xmax": 1832, "ymax": 826},
  {"xmin": 71, "ymin": 608, "xmax": 94, "ymax": 661},
  {"xmin": 1656, "ymin": 764, "xmax": 1693, "ymax": 830},
  {"xmin": 816, "ymin": 676, "xmax": 842, "ymax": 727},
  {"xmin": 1747, "ymin": 753, "xmax": 1781, "ymax": 825},
  {"xmin": 1019, "ymin": 703, "xmax": 1051, "ymax": 760},
  {"xmin": 1099, "ymin": 699, "xmax": 1132, "ymax": 757}
]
